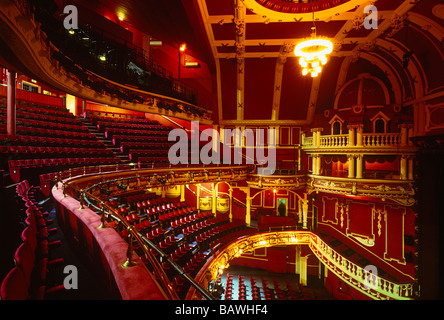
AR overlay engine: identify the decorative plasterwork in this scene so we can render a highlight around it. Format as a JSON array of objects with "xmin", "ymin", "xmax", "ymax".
[
  {"xmin": 240, "ymin": 0, "xmax": 373, "ymax": 22},
  {"xmin": 306, "ymin": 175, "xmax": 415, "ymax": 206},
  {"xmin": 190, "ymin": 230, "xmax": 414, "ymax": 300}
]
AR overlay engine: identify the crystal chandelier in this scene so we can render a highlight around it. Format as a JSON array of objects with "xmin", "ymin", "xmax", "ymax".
[{"xmin": 294, "ymin": 26, "xmax": 333, "ymax": 77}]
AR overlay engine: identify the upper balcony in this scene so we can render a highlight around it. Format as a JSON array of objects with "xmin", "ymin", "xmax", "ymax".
[{"xmin": 302, "ymin": 124, "xmax": 417, "ymax": 154}]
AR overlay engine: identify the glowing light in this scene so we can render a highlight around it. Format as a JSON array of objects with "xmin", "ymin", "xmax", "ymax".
[
  {"xmin": 259, "ymin": 240, "xmax": 267, "ymax": 245},
  {"xmin": 180, "ymin": 43, "xmax": 187, "ymax": 52},
  {"xmin": 98, "ymin": 55, "xmax": 107, "ymax": 62},
  {"xmin": 294, "ymin": 28, "xmax": 333, "ymax": 78}
]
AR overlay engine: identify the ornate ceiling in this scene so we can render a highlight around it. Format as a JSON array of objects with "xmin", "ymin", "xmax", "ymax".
[
  {"xmin": 7, "ymin": 0, "xmax": 444, "ymax": 126},
  {"xmin": 189, "ymin": 0, "xmax": 444, "ymax": 125}
]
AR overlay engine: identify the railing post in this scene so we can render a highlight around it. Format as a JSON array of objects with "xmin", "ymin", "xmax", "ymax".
[{"xmin": 122, "ymin": 232, "xmax": 137, "ymax": 268}]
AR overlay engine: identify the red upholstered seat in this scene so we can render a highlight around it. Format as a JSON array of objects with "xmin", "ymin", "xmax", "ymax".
[{"xmin": 0, "ymin": 267, "xmax": 29, "ymax": 300}]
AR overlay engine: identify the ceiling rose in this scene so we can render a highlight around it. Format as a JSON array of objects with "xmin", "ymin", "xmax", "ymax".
[{"xmin": 241, "ymin": 0, "xmax": 373, "ymax": 21}]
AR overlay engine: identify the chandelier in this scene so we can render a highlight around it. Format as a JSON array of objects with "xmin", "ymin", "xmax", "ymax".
[{"xmin": 294, "ymin": 27, "xmax": 333, "ymax": 77}]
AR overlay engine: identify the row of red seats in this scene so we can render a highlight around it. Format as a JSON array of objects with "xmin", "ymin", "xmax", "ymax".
[
  {"xmin": 250, "ymin": 276, "xmax": 261, "ymax": 300},
  {"xmin": 105, "ymin": 128, "xmax": 169, "ymax": 139},
  {"xmin": 0, "ymin": 116, "xmax": 87, "ymax": 133},
  {"xmin": 157, "ymin": 206, "xmax": 197, "ymax": 227},
  {"xmin": 39, "ymin": 164, "xmax": 134, "ymax": 197},
  {"xmin": 9, "ymin": 157, "xmax": 121, "ymax": 183},
  {"xmin": 129, "ymin": 150, "xmax": 170, "ymax": 162},
  {"xmin": 0, "ymin": 124, "xmax": 97, "ymax": 140},
  {"xmin": 113, "ymin": 136, "xmax": 173, "ymax": 146},
  {"xmin": 0, "ymin": 180, "xmax": 64, "ymax": 300},
  {"xmin": 97, "ymin": 120, "xmax": 168, "ymax": 131},
  {"xmin": 10, "ymin": 157, "xmax": 120, "ymax": 169},
  {"xmin": 224, "ymin": 273, "xmax": 234, "ymax": 300},
  {"xmin": 0, "ymin": 107, "xmax": 82, "ymax": 125},
  {"xmin": 2, "ymin": 145, "xmax": 112, "ymax": 157},
  {"xmin": 1, "ymin": 103, "xmax": 72, "ymax": 117},
  {"xmin": 182, "ymin": 216, "xmax": 228, "ymax": 243},
  {"xmin": 0, "ymin": 134, "xmax": 104, "ymax": 148},
  {"xmin": 87, "ymin": 113, "xmax": 153, "ymax": 124}
]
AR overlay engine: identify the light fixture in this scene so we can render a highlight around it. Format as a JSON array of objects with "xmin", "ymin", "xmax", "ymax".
[
  {"xmin": 98, "ymin": 54, "xmax": 107, "ymax": 62},
  {"xmin": 179, "ymin": 43, "xmax": 187, "ymax": 52},
  {"xmin": 294, "ymin": 26, "xmax": 333, "ymax": 77}
]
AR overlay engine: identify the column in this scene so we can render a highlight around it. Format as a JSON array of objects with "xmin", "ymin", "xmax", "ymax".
[
  {"xmin": 400, "ymin": 155, "xmax": 408, "ymax": 180},
  {"xmin": 229, "ymin": 188, "xmax": 233, "ymax": 222},
  {"xmin": 356, "ymin": 125, "xmax": 364, "ymax": 147},
  {"xmin": 301, "ymin": 131, "xmax": 306, "ymax": 146},
  {"xmin": 301, "ymin": 194, "xmax": 309, "ymax": 230},
  {"xmin": 7, "ymin": 70, "xmax": 16, "ymax": 138},
  {"xmin": 298, "ymin": 198, "xmax": 302, "ymax": 224},
  {"xmin": 316, "ymin": 154, "xmax": 322, "ymax": 176},
  {"xmin": 196, "ymin": 184, "xmax": 201, "ymax": 211},
  {"xmin": 180, "ymin": 185, "xmax": 185, "ymax": 202},
  {"xmin": 408, "ymin": 157, "xmax": 414, "ymax": 180},
  {"xmin": 347, "ymin": 125, "xmax": 355, "ymax": 147},
  {"xmin": 245, "ymin": 194, "xmax": 251, "ymax": 227},
  {"xmin": 299, "ymin": 256, "xmax": 308, "ymax": 286},
  {"xmin": 212, "ymin": 183, "xmax": 217, "ymax": 215},
  {"xmin": 356, "ymin": 154, "xmax": 363, "ymax": 179},
  {"xmin": 312, "ymin": 155, "xmax": 317, "ymax": 175},
  {"xmin": 348, "ymin": 154, "xmax": 355, "ymax": 178}
]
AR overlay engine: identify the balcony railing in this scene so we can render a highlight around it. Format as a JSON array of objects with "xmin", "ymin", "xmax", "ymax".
[{"xmin": 303, "ymin": 133, "xmax": 404, "ymax": 149}]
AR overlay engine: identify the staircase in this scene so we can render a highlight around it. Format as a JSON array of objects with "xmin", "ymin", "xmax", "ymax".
[{"xmin": 79, "ymin": 117, "xmax": 130, "ymax": 163}]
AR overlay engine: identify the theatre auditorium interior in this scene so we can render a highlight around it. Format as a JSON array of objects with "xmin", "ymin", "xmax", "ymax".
[{"xmin": 0, "ymin": 0, "xmax": 443, "ymax": 302}]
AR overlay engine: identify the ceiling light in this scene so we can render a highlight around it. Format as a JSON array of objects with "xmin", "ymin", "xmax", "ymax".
[
  {"xmin": 294, "ymin": 27, "xmax": 333, "ymax": 77},
  {"xmin": 98, "ymin": 55, "xmax": 107, "ymax": 62}
]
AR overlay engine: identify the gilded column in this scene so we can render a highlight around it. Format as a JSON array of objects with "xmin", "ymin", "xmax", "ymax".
[
  {"xmin": 316, "ymin": 154, "xmax": 322, "ymax": 176},
  {"xmin": 196, "ymin": 184, "xmax": 201, "ymax": 211},
  {"xmin": 212, "ymin": 183, "xmax": 217, "ymax": 215},
  {"xmin": 348, "ymin": 154, "xmax": 355, "ymax": 178},
  {"xmin": 229, "ymin": 188, "xmax": 233, "ymax": 222},
  {"xmin": 356, "ymin": 154, "xmax": 363, "ymax": 179},
  {"xmin": 234, "ymin": 0, "xmax": 246, "ymax": 121},
  {"xmin": 400, "ymin": 155, "xmax": 408, "ymax": 180},
  {"xmin": 347, "ymin": 125, "xmax": 355, "ymax": 147},
  {"xmin": 356, "ymin": 124, "xmax": 364, "ymax": 147},
  {"xmin": 7, "ymin": 70, "xmax": 16, "ymax": 138},
  {"xmin": 408, "ymin": 156, "xmax": 414, "ymax": 180},
  {"xmin": 301, "ymin": 194, "xmax": 309, "ymax": 230},
  {"xmin": 180, "ymin": 184, "xmax": 185, "ymax": 202},
  {"xmin": 245, "ymin": 192, "xmax": 251, "ymax": 227}
]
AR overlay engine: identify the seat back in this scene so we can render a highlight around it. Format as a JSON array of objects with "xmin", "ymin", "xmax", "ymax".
[{"xmin": 0, "ymin": 267, "xmax": 29, "ymax": 300}]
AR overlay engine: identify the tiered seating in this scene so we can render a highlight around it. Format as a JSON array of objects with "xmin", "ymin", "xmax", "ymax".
[
  {"xmin": 0, "ymin": 180, "xmax": 64, "ymax": 300},
  {"xmin": 238, "ymin": 274, "xmax": 247, "ymax": 300},
  {"xmin": 223, "ymin": 273, "xmax": 233, "ymax": 300},
  {"xmin": 1, "ymin": 101, "xmax": 120, "ymax": 183},
  {"xmin": 84, "ymin": 111, "xmax": 175, "ymax": 166},
  {"xmin": 250, "ymin": 276, "xmax": 261, "ymax": 300}
]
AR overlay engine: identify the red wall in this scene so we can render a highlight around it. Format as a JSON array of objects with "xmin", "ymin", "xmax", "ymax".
[{"xmin": 314, "ymin": 192, "xmax": 416, "ymax": 280}]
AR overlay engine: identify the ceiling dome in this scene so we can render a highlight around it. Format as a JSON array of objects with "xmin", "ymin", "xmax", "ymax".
[{"xmin": 335, "ymin": 73, "xmax": 390, "ymax": 109}]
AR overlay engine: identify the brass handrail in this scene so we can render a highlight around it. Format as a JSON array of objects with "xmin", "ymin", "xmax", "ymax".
[{"xmin": 58, "ymin": 164, "xmax": 252, "ymax": 300}]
